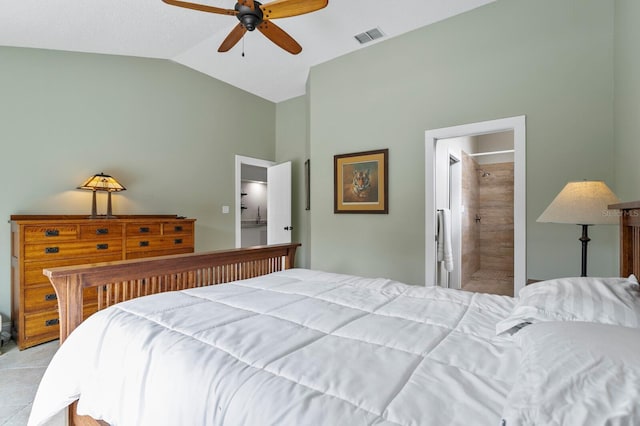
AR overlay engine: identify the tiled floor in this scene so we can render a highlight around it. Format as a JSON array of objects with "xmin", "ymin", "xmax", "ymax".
[
  {"xmin": 462, "ymin": 269, "xmax": 514, "ymax": 297},
  {"xmin": 0, "ymin": 339, "xmax": 64, "ymax": 426}
]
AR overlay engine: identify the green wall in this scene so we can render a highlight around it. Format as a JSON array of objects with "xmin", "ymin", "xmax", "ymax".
[
  {"xmin": 0, "ymin": 47, "xmax": 275, "ymax": 323},
  {"xmin": 275, "ymin": 96, "xmax": 310, "ymax": 267},
  {"xmin": 614, "ymin": 0, "xmax": 640, "ymax": 200},
  {"xmin": 307, "ymin": 0, "xmax": 617, "ymax": 285}
]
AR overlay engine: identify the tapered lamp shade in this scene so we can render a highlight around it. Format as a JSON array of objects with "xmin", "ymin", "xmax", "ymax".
[
  {"xmin": 537, "ymin": 181, "xmax": 619, "ymax": 225},
  {"xmin": 78, "ymin": 173, "xmax": 126, "ymax": 192},
  {"xmin": 537, "ymin": 180, "xmax": 619, "ymax": 277},
  {"xmin": 77, "ymin": 173, "xmax": 126, "ymax": 218}
]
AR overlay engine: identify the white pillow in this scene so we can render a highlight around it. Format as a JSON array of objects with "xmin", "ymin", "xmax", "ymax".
[
  {"xmin": 496, "ymin": 275, "xmax": 640, "ymax": 336},
  {"xmin": 501, "ymin": 321, "xmax": 640, "ymax": 426}
]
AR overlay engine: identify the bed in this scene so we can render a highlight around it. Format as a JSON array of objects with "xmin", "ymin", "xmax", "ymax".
[{"xmin": 27, "ymin": 201, "xmax": 640, "ymax": 426}]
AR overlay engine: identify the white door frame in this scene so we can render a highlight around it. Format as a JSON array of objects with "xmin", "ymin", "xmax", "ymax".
[
  {"xmin": 448, "ymin": 150, "xmax": 462, "ymax": 290},
  {"xmin": 425, "ymin": 116, "xmax": 526, "ymax": 295},
  {"xmin": 235, "ymin": 155, "xmax": 275, "ymax": 248}
]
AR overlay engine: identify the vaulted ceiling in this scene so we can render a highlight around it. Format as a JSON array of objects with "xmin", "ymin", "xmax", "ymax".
[{"xmin": 1, "ymin": 0, "xmax": 495, "ymax": 102}]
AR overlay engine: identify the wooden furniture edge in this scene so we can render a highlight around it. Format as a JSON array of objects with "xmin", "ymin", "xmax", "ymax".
[
  {"xmin": 10, "ymin": 214, "xmax": 188, "ymax": 221},
  {"xmin": 609, "ymin": 201, "xmax": 640, "ymax": 211},
  {"xmin": 610, "ymin": 202, "xmax": 640, "ymax": 277}
]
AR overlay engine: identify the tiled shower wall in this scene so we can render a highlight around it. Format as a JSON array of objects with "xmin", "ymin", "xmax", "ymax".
[
  {"xmin": 461, "ymin": 154, "xmax": 514, "ymax": 283},
  {"xmin": 461, "ymin": 152, "xmax": 480, "ymax": 284},
  {"xmin": 478, "ymin": 162, "xmax": 514, "ymax": 273}
]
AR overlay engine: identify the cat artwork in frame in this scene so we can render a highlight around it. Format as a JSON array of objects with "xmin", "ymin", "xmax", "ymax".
[{"xmin": 334, "ymin": 148, "xmax": 388, "ymax": 214}]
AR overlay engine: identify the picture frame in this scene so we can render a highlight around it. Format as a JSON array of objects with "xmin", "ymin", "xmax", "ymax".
[
  {"xmin": 304, "ymin": 159, "xmax": 310, "ymax": 211},
  {"xmin": 334, "ymin": 149, "xmax": 388, "ymax": 214}
]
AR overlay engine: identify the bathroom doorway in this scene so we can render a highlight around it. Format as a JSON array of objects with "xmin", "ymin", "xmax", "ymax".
[
  {"xmin": 437, "ymin": 132, "xmax": 515, "ymax": 295},
  {"xmin": 425, "ymin": 116, "xmax": 526, "ymax": 296},
  {"xmin": 234, "ymin": 155, "xmax": 292, "ymax": 248}
]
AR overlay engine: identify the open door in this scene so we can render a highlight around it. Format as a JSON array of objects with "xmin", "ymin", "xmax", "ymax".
[{"xmin": 267, "ymin": 161, "xmax": 292, "ymax": 244}]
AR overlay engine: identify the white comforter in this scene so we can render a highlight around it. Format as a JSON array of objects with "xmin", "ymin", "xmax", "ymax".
[{"xmin": 29, "ymin": 269, "xmax": 519, "ymax": 426}]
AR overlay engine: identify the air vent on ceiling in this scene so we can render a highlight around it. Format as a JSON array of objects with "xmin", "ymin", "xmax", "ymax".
[{"xmin": 354, "ymin": 27, "xmax": 385, "ymax": 44}]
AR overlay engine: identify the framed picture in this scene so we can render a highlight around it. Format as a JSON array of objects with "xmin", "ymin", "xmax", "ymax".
[{"xmin": 334, "ymin": 149, "xmax": 388, "ymax": 214}]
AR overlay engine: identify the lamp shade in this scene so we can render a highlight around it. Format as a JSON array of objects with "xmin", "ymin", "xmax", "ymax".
[
  {"xmin": 78, "ymin": 173, "xmax": 126, "ymax": 192},
  {"xmin": 537, "ymin": 180, "xmax": 620, "ymax": 225}
]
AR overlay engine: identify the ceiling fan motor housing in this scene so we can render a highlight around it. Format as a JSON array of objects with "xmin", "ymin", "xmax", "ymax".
[{"xmin": 235, "ymin": 1, "xmax": 264, "ymax": 31}]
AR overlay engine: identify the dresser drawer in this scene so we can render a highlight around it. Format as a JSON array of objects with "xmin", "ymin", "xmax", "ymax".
[
  {"xmin": 79, "ymin": 223, "xmax": 123, "ymax": 240},
  {"xmin": 162, "ymin": 222, "xmax": 194, "ymax": 236},
  {"xmin": 126, "ymin": 223, "xmax": 162, "ymax": 236},
  {"xmin": 24, "ymin": 285, "xmax": 59, "ymax": 312},
  {"xmin": 25, "ymin": 240, "xmax": 123, "ymax": 261},
  {"xmin": 126, "ymin": 235, "xmax": 194, "ymax": 253},
  {"xmin": 23, "ymin": 254, "xmax": 123, "ymax": 286},
  {"xmin": 24, "ymin": 310, "xmax": 60, "ymax": 340},
  {"xmin": 24, "ymin": 284, "xmax": 99, "ymax": 312},
  {"xmin": 24, "ymin": 225, "xmax": 78, "ymax": 243}
]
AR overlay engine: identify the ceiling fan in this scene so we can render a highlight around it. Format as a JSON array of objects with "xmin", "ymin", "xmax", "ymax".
[{"xmin": 162, "ymin": 0, "xmax": 328, "ymax": 55}]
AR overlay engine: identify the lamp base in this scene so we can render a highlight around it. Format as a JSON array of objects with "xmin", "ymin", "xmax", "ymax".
[
  {"xmin": 579, "ymin": 224, "xmax": 591, "ymax": 277},
  {"xmin": 86, "ymin": 190, "xmax": 118, "ymax": 219},
  {"xmin": 105, "ymin": 191, "xmax": 116, "ymax": 219},
  {"xmin": 89, "ymin": 190, "xmax": 98, "ymax": 219}
]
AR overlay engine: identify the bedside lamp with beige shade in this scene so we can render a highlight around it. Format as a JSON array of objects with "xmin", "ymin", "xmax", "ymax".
[{"xmin": 537, "ymin": 180, "xmax": 619, "ymax": 277}]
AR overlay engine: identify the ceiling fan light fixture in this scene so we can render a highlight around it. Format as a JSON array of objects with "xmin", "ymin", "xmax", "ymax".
[
  {"xmin": 236, "ymin": 0, "xmax": 263, "ymax": 31},
  {"xmin": 241, "ymin": 14, "xmax": 261, "ymax": 31},
  {"xmin": 164, "ymin": 0, "xmax": 328, "ymax": 55}
]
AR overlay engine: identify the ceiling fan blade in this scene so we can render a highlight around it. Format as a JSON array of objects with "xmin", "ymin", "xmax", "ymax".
[
  {"xmin": 218, "ymin": 24, "xmax": 248, "ymax": 52},
  {"xmin": 237, "ymin": 0, "xmax": 256, "ymax": 11},
  {"xmin": 162, "ymin": 0, "xmax": 237, "ymax": 16},
  {"xmin": 257, "ymin": 21, "xmax": 302, "ymax": 54},
  {"xmin": 260, "ymin": 0, "xmax": 328, "ymax": 19}
]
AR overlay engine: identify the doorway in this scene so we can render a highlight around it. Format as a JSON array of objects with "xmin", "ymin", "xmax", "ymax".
[
  {"xmin": 437, "ymin": 132, "xmax": 515, "ymax": 295},
  {"xmin": 425, "ymin": 116, "xmax": 526, "ymax": 296},
  {"xmin": 234, "ymin": 155, "xmax": 292, "ymax": 248}
]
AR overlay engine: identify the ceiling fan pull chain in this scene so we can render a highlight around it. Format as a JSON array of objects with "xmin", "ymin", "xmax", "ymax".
[{"xmin": 242, "ymin": 35, "xmax": 245, "ymax": 57}]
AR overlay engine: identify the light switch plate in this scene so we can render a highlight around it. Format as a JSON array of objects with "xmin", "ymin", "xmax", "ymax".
[{"xmin": 222, "ymin": 205, "xmax": 229, "ymax": 214}]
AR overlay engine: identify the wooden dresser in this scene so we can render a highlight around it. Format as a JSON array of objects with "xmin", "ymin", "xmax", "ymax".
[{"xmin": 11, "ymin": 215, "xmax": 196, "ymax": 349}]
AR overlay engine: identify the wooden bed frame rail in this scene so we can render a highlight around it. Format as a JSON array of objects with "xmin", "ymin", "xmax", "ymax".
[{"xmin": 45, "ymin": 243, "xmax": 300, "ymax": 344}]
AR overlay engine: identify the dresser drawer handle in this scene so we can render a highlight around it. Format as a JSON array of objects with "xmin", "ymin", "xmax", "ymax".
[
  {"xmin": 174, "ymin": 238, "xmax": 183, "ymax": 245},
  {"xmin": 96, "ymin": 228, "xmax": 109, "ymax": 235},
  {"xmin": 45, "ymin": 318, "xmax": 60, "ymax": 327},
  {"xmin": 44, "ymin": 229, "xmax": 60, "ymax": 237},
  {"xmin": 45, "ymin": 247, "xmax": 59, "ymax": 254},
  {"xmin": 139, "ymin": 241, "xmax": 150, "ymax": 247},
  {"xmin": 174, "ymin": 226, "xmax": 183, "ymax": 232},
  {"xmin": 139, "ymin": 227, "xmax": 150, "ymax": 233},
  {"xmin": 96, "ymin": 243, "xmax": 109, "ymax": 250},
  {"xmin": 44, "ymin": 293, "xmax": 58, "ymax": 301}
]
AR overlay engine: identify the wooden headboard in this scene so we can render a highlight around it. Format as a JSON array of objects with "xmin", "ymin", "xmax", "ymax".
[{"xmin": 609, "ymin": 201, "xmax": 640, "ymax": 277}]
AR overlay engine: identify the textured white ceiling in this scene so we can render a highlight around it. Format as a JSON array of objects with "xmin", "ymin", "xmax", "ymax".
[{"xmin": 0, "ymin": 0, "xmax": 495, "ymax": 103}]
